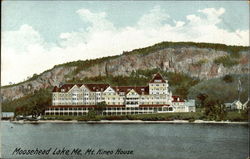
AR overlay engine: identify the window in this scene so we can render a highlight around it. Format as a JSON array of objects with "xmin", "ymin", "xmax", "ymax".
[
  {"xmin": 155, "ymin": 80, "xmax": 162, "ymax": 82},
  {"xmin": 163, "ymin": 107, "xmax": 168, "ymax": 111}
]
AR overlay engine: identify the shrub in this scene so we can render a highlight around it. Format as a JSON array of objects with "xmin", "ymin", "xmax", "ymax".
[
  {"xmin": 222, "ymin": 75, "xmax": 234, "ymax": 83},
  {"xmin": 193, "ymin": 59, "xmax": 208, "ymax": 67},
  {"xmin": 226, "ymin": 111, "xmax": 248, "ymax": 122},
  {"xmin": 104, "ymin": 116, "xmax": 128, "ymax": 120},
  {"xmin": 188, "ymin": 118, "xmax": 195, "ymax": 122},
  {"xmin": 214, "ymin": 55, "xmax": 239, "ymax": 67}
]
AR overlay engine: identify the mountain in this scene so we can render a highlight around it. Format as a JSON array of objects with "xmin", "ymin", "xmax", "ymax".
[{"xmin": 1, "ymin": 41, "xmax": 249, "ymax": 103}]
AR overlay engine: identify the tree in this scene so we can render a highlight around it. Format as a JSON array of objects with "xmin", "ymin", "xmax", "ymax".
[
  {"xmin": 222, "ymin": 75, "xmax": 234, "ymax": 83},
  {"xmin": 96, "ymin": 101, "xmax": 107, "ymax": 115},
  {"xmin": 240, "ymin": 106, "xmax": 249, "ymax": 120},
  {"xmin": 7, "ymin": 89, "xmax": 51, "ymax": 117},
  {"xmin": 175, "ymin": 86, "xmax": 189, "ymax": 99},
  {"xmin": 204, "ymin": 99, "xmax": 227, "ymax": 121},
  {"xmin": 197, "ymin": 93, "xmax": 208, "ymax": 107},
  {"xmin": 87, "ymin": 109, "xmax": 97, "ymax": 119}
]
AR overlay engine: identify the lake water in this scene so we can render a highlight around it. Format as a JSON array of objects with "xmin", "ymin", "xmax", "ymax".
[{"xmin": 1, "ymin": 122, "xmax": 249, "ymax": 159}]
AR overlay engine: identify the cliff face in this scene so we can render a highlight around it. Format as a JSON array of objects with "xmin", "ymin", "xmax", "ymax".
[{"xmin": 1, "ymin": 46, "xmax": 249, "ymax": 101}]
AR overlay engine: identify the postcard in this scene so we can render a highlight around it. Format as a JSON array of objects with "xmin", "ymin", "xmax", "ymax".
[{"xmin": 1, "ymin": 1, "xmax": 249, "ymax": 159}]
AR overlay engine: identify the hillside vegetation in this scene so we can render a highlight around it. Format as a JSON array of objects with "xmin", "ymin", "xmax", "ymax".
[
  {"xmin": 2, "ymin": 41, "xmax": 249, "ymax": 88},
  {"xmin": 2, "ymin": 89, "xmax": 52, "ymax": 116},
  {"xmin": 123, "ymin": 41, "xmax": 248, "ymax": 56},
  {"xmin": 188, "ymin": 74, "xmax": 250, "ymax": 105}
]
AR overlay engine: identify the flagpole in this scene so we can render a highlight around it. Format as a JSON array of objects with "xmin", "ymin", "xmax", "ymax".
[{"xmin": 238, "ymin": 77, "xmax": 242, "ymax": 102}]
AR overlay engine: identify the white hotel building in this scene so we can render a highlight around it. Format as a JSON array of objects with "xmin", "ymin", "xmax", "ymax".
[{"xmin": 45, "ymin": 73, "xmax": 195, "ymax": 116}]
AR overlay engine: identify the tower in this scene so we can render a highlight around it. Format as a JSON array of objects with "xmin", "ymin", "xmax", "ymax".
[{"xmin": 148, "ymin": 73, "xmax": 168, "ymax": 95}]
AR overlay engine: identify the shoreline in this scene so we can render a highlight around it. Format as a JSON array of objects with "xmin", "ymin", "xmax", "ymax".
[{"xmin": 4, "ymin": 120, "xmax": 249, "ymax": 124}]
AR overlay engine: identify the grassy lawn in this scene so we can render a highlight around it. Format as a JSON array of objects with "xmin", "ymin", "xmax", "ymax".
[
  {"xmin": 44, "ymin": 112, "xmax": 204, "ymax": 122},
  {"xmin": 226, "ymin": 111, "xmax": 248, "ymax": 122},
  {"xmin": 43, "ymin": 110, "xmax": 248, "ymax": 122},
  {"xmin": 121, "ymin": 112, "xmax": 204, "ymax": 121}
]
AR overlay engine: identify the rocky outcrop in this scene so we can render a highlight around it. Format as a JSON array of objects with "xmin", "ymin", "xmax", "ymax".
[{"xmin": 1, "ymin": 46, "xmax": 249, "ymax": 101}]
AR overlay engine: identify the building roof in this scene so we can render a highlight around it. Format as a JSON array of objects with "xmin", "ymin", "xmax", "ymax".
[
  {"xmin": 243, "ymin": 99, "xmax": 249, "ymax": 107},
  {"xmin": 139, "ymin": 104, "xmax": 170, "ymax": 107},
  {"xmin": 52, "ymin": 83, "xmax": 109, "ymax": 93},
  {"xmin": 84, "ymin": 84, "xmax": 110, "ymax": 92},
  {"xmin": 232, "ymin": 100, "xmax": 242, "ymax": 105},
  {"xmin": 111, "ymin": 86, "xmax": 149, "ymax": 95},
  {"xmin": 172, "ymin": 96, "xmax": 185, "ymax": 102},
  {"xmin": 149, "ymin": 73, "xmax": 166, "ymax": 83},
  {"xmin": 52, "ymin": 84, "xmax": 76, "ymax": 92},
  {"xmin": 52, "ymin": 73, "xmax": 167, "ymax": 93}
]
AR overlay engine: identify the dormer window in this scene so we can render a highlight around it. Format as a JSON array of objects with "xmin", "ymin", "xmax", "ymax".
[
  {"xmin": 155, "ymin": 80, "xmax": 162, "ymax": 82},
  {"xmin": 61, "ymin": 89, "xmax": 65, "ymax": 92}
]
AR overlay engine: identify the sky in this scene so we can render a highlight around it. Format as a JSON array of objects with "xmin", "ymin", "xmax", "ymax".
[{"xmin": 1, "ymin": 1, "xmax": 249, "ymax": 86}]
